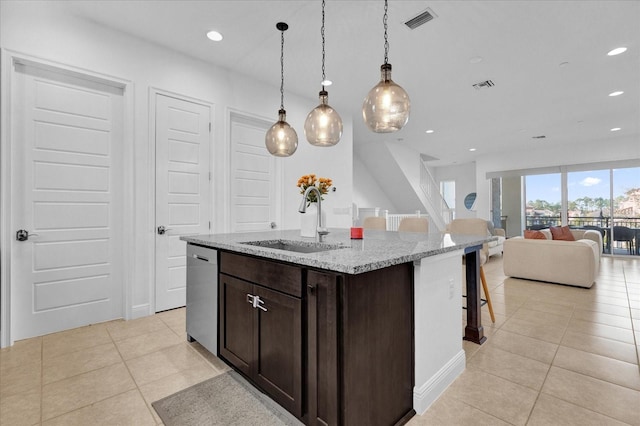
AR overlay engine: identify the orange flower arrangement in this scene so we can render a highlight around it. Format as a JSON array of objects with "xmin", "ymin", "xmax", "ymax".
[{"xmin": 297, "ymin": 174, "xmax": 333, "ymax": 204}]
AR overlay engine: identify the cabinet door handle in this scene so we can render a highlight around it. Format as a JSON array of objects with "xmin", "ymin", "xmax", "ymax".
[
  {"xmin": 246, "ymin": 294, "xmax": 267, "ymax": 312},
  {"xmin": 256, "ymin": 296, "xmax": 268, "ymax": 312}
]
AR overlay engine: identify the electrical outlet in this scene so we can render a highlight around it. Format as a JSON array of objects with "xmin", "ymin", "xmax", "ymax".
[{"xmin": 448, "ymin": 278, "xmax": 454, "ymax": 299}]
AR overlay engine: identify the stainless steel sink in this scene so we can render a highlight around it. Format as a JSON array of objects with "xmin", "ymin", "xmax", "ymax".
[{"xmin": 240, "ymin": 239, "xmax": 345, "ymax": 254}]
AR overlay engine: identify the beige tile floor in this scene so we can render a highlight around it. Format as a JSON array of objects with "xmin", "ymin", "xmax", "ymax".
[{"xmin": 1, "ymin": 256, "xmax": 638, "ymax": 425}]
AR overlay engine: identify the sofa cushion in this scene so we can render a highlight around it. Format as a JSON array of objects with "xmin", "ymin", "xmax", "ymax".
[
  {"xmin": 524, "ymin": 230, "xmax": 546, "ymax": 239},
  {"xmin": 550, "ymin": 226, "xmax": 575, "ymax": 241}
]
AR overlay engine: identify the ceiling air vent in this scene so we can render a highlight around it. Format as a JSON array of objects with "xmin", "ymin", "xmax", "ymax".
[
  {"xmin": 404, "ymin": 8, "xmax": 437, "ymax": 29},
  {"xmin": 472, "ymin": 80, "xmax": 495, "ymax": 90}
]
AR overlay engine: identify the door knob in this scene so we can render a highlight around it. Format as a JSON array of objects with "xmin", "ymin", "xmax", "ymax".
[
  {"xmin": 270, "ymin": 222, "xmax": 277, "ymax": 229},
  {"xmin": 16, "ymin": 229, "xmax": 39, "ymax": 241},
  {"xmin": 157, "ymin": 226, "xmax": 172, "ymax": 235}
]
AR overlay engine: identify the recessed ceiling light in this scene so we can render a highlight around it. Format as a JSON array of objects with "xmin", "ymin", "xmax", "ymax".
[
  {"xmin": 610, "ymin": 127, "xmax": 621, "ymax": 132},
  {"xmin": 469, "ymin": 56, "xmax": 483, "ymax": 64},
  {"xmin": 469, "ymin": 148, "xmax": 476, "ymax": 152},
  {"xmin": 321, "ymin": 79, "xmax": 332, "ymax": 86},
  {"xmin": 206, "ymin": 30, "xmax": 223, "ymax": 41},
  {"xmin": 607, "ymin": 47, "xmax": 627, "ymax": 56},
  {"xmin": 609, "ymin": 91, "xmax": 624, "ymax": 97},
  {"xmin": 425, "ymin": 129, "xmax": 434, "ymax": 134}
]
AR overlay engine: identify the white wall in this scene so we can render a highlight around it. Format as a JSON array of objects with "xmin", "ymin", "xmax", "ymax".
[
  {"xmin": 433, "ymin": 162, "xmax": 477, "ymax": 219},
  {"xmin": 1, "ymin": 1, "xmax": 353, "ymax": 318},
  {"xmin": 352, "ymin": 157, "xmax": 397, "ymax": 213}
]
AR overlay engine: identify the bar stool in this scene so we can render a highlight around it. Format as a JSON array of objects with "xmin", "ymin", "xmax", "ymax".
[
  {"xmin": 363, "ymin": 216, "xmax": 386, "ymax": 230},
  {"xmin": 398, "ymin": 217, "xmax": 429, "ymax": 233},
  {"xmin": 449, "ymin": 218, "xmax": 496, "ymax": 323}
]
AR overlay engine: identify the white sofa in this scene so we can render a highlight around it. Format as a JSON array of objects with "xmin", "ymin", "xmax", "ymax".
[
  {"xmin": 503, "ymin": 229, "xmax": 601, "ymax": 288},
  {"xmin": 487, "ymin": 226, "xmax": 506, "ymax": 257}
]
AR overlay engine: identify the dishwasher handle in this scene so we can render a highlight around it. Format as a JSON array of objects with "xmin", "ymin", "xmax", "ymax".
[{"xmin": 192, "ymin": 254, "xmax": 210, "ymax": 262}]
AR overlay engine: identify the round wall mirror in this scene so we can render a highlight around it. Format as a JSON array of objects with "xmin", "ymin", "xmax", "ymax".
[{"xmin": 464, "ymin": 192, "xmax": 477, "ymax": 211}]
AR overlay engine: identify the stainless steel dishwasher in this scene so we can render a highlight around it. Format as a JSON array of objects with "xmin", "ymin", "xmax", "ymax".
[{"xmin": 186, "ymin": 243, "xmax": 218, "ymax": 355}]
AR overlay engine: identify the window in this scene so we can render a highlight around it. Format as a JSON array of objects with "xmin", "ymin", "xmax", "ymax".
[
  {"xmin": 567, "ymin": 169, "xmax": 610, "ymax": 227},
  {"xmin": 524, "ymin": 173, "xmax": 561, "ymax": 229},
  {"xmin": 440, "ymin": 180, "xmax": 455, "ymax": 218}
]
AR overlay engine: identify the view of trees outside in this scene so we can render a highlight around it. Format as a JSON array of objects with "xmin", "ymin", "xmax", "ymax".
[
  {"xmin": 567, "ymin": 170, "xmax": 610, "ymax": 221},
  {"xmin": 525, "ymin": 173, "xmax": 560, "ymax": 224},
  {"xmin": 525, "ymin": 167, "xmax": 640, "ymax": 227},
  {"xmin": 614, "ymin": 168, "xmax": 640, "ymax": 218}
]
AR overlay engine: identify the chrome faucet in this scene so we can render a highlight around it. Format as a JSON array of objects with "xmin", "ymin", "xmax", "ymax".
[{"xmin": 298, "ymin": 186, "xmax": 330, "ymax": 242}]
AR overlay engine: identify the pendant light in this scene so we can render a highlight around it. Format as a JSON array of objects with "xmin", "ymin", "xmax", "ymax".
[
  {"xmin": 266, "ymin": 22, "xmax": 298, "ymax": 157},
  {"xmin": 362, "ymin": 0, "xmax": 411, "ymax": 133},
  {"xmin": 304, "ymin": 0, "xmax": 343, "ymax": 146}
]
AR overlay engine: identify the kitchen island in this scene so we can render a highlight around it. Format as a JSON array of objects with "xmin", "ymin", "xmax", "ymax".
[{"xmin": 182, "ymin": 228, "xmax": 491, "ymax": 425}]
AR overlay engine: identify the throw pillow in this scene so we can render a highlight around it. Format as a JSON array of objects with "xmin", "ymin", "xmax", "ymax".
[
  {"xmin": 550, "ymin": 226, "xmax": 575, "ymax": 241},
  {"xmin": 524, "ymin": 230, "xmax": 547, "ymax": 240}
]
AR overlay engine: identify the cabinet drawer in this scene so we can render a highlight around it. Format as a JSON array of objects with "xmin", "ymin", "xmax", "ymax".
[{"xmin": 220, "ymin": 252, "xmax": 302, "ymax": 298}]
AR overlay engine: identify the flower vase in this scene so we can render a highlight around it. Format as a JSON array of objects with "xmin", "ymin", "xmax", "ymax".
[{"xmin": 300, "ymin": 203, "xmax": 326, "ymax": 238}]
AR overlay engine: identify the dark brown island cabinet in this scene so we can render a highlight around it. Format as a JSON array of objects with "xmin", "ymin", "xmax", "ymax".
[{"xmin": 218, "ymin": 251, "xmax": 415, "ymax": 426}]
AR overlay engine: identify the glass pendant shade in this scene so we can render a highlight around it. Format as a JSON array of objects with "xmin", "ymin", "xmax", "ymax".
[
  {"xmin": 363, "ymin": 64, "xmax": 411, "ymax": 133},
  {"xmin": 265, "ymin": 109, "xmax": 298, "ymax": 157},
  {"xmin": 304, "ymin": 90, "xmax": 343, "ymax": 146}
]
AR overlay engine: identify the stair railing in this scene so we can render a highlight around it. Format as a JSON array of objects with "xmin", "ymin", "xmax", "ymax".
[{"xmin": 419, "ymin": 159, "xmax": 453, "ymax": 230}]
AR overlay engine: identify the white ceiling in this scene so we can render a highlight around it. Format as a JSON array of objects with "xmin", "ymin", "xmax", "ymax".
[{"xmin": 56, "ymin": 0, "xmax": 639, "ymax": 166}]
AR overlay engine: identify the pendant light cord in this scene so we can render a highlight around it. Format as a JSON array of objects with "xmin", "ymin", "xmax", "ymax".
[
  {"xmin": 280, "ymin": 28, "xmax": 285, "ymax": 110},
  {"xmin": 383, "ymin": 0, "xmax": 389, "ymax": 64},
  {"xmin": 321, "ymin": 0, "xmax": 326, "ymax": 88}
]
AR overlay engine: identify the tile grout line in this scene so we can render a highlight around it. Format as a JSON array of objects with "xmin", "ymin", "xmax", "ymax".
[
  {"xmin": 39, "ymin": 336, "xmax": 44, "ymax": 425},
  {"xmin": 467, "ymin": 279, "xmax": 550, "ymax": 425},
  {"xmin": 106, "ymin": 321, "xmax": 160, "ymax": 424},
  {"xmin": 39, "ymin": 325, "xmax": 152, "ymax": 424},
  {"xmin": 523, "ymin": 293, "xmax": 575, "ymax": 424},
  {"xmin": 620, "ymin": 262, "xmax": 640, "ymax": 372}
]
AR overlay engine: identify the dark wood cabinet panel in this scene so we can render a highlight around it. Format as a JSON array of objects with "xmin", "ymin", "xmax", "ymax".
[
  {"xmin": 218, "ymin": 253, "xmax": 303, "ymax": 419},
  {"xmin": 219, "ymin": 251, "xmax": 414, "ymax": 426},
  {"xmin": 254, "ymin": 285, "xmax": 302, "ymax": 417},
  {"xmin": 307, "ymin": 264, "xmax": 414, "ymax": 426},
  {"xmin": 307, "ymin": 270, "xmax": 339, "ymax": 426},
  {"xmin": 342, "ymin": 264, "xmax": 415, "ymax": 426},
  {"xmin": 220, "ymin": 251, "xmax": 302, "ymax": 297},
  {"xmin": 218, "ymin": 274, "xmax": 253, "ymax": 377}
]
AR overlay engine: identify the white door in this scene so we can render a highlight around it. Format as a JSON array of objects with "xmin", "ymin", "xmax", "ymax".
[
  {"xmin": 11, "ymin": 62, "xmax": 124, "ymax": 340},
  {"xmin": 155, "ymin": 94, "xmax": 210, "ymax": 312},
  {"xmin": 230, "ymin": 114, "xmax": 281, "ymax": 232}
]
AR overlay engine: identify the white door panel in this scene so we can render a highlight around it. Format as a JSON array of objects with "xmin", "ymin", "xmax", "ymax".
[
  {"xmin": 155, "ymin": 94, "xmax": 210, "ymax": 312},
  {"xmin": 230, "ymin": 115, "xmax": 281, "ymax": 232},
  {"xmin": 11, "ymin": 63, "xmax": 124, "ymax": 340}
]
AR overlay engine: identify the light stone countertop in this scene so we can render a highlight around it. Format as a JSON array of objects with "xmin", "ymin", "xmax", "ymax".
[{"xmin": 181, "ymin": 228, "xmax": 494, "ymax": 275}]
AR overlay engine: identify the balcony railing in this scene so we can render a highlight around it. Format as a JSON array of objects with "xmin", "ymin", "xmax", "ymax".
[
  {"xmin": 525, "ymin": 215, "xmax": 640, "ymax": 256},
  {"xmin": 526, "ymin": 216, "xmax": 640, "ymax": 229}
]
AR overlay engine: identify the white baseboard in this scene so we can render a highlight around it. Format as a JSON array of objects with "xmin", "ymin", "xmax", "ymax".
[
  {"xmin": 413, "ymin": 349, "xmax": 466, "ymax": 415},
  {"xmin": 131, "ymin": 303, "xmax": 151, "ymax": 320}
]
